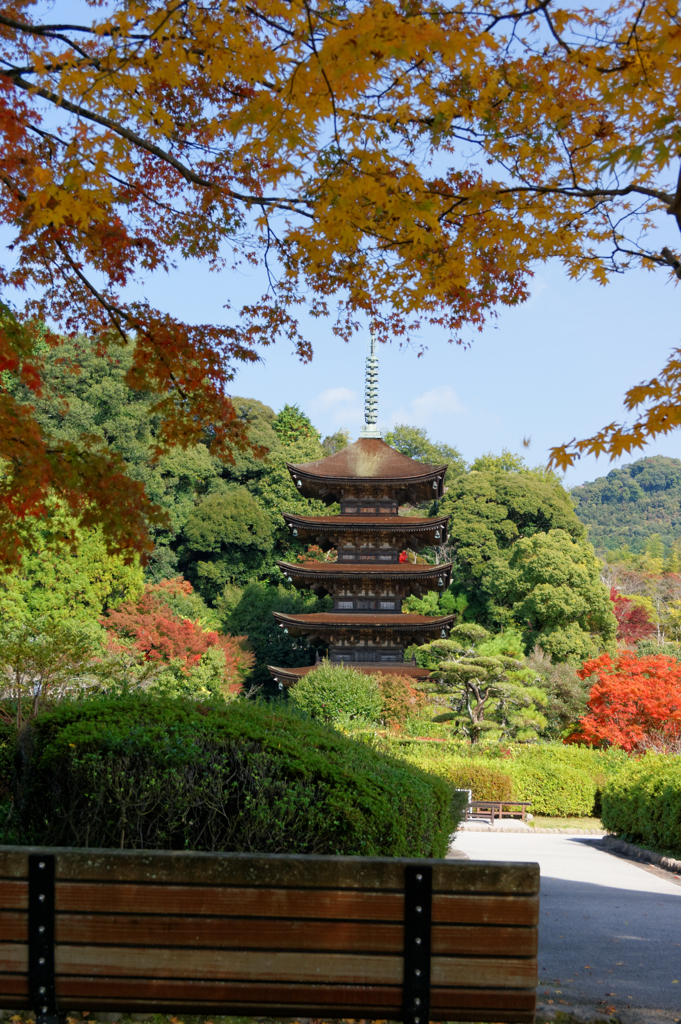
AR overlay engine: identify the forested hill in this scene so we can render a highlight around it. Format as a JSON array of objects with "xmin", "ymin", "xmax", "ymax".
[{"xmin": 571, "ymin": 455, "xmax": 681, "ymax": 553}]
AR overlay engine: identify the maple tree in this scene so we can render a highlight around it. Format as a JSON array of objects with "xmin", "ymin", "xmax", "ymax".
[
  {"xmin": 102, "ymin": 578, "xmax": 252, "ymax": 693},
  {"xmin": 2, "ymin": 0, "xmax": 681, "ymax": 562},
  {"xmin": 610, "ymin": 587, "xmax": 656, "ymax": 645},
  {"xmin": 573, "ymin": 652, "xmax": 681, "ymax": 753}
]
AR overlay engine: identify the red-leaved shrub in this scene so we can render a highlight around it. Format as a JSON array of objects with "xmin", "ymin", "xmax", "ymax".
[
  {"xmin": 571, "ymin": 652, "xmax": 681, "ymax": 753},
  {"xmin": 610, "ymin": 588, "xmax": 656, "ymax": 644},
  {"xmin": 102, "ymin": 579, "xmax": 252, "ymax": 692}
]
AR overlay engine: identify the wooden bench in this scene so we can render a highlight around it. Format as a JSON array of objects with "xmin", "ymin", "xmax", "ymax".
[
  {"xmin": 468, "ymin": 801, "xmax": 533, "ymax": 823},
  {"xmin": 0, "ymin": 846, "xmax": 539, "ymax": 1023}
]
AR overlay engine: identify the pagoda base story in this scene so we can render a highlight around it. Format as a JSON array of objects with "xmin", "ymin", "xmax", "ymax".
[{"xmin": 268, "ymin": 662, "xmax": 432, "ymax": 686}]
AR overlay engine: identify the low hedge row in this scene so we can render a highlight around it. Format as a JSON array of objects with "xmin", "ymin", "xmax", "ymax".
[
  {"xmin": 14, "ymin": 694, "xmax": 461, "ymax": 857},
  {"xmin": 386, "ymin": 741, "xmax": 629, "ymax": 817},
  {"xmin": 601, "ymin": 754, "xmax": 681, "ymax": 857}
]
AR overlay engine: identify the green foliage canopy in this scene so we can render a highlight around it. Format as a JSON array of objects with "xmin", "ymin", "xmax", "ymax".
[
  {"xmin": 178, "ymin": 487, "xmax": 275, "ymax": 599},
  {"xmin": 0, "ymin": 512, "xmax": 144, "ymax": 625},
  {"xmin": 572, "ymin": 456, "xmax": 681, "ymax": 555},
  {"xmin": 432, "ymin": 463, "xmax": 615, "ymax": 661},
  {"xmin": 507, "ymin": 530, "xmax": 617, "ymax": 662}
]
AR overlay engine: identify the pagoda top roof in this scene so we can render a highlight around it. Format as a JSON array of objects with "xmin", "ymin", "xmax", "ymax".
[{"xmin": 287, "ymin": 438, "xmax": 446, "ymax": 502}]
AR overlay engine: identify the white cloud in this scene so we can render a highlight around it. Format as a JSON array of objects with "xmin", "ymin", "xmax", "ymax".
[
  {"xmin": 384, "ymin": 385, "xmax": 466, "ymax": 431},
  {"xmin": 312, "ymin": 387, "xmax": 358, "ymax": 409},
  {"xmin": 311, "ymin": 386, "xmax": 363, "ymax": 433},
  {"xmin": 411, "ymin": 385, "xmax": 465, "ymax": 417}
]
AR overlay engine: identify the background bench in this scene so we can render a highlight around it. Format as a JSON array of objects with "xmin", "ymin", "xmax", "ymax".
[
  {"xmin": 467, "ymin": 801, "xmax": 533, "ymax": 823},
  {"xmin": 0, "ymin": 846, "xmax": 539, "ymax": 1023}
]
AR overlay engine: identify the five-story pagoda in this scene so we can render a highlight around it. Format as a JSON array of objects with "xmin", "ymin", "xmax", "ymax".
[{"xmin": 268, "ymin": 337, "xmax": 456, "ymax": 685}]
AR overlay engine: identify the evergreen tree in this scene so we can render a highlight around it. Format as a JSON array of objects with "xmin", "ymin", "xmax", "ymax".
[{"xmin": 413, "ymin": 625, "xmax": 548, "ymax": 743}]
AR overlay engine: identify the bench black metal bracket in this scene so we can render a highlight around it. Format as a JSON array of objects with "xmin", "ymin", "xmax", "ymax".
[
  {"xmin": 402, "ymin": 864, "xmax": 432, "ymax": 1024},
  {"xmin": 28, "ymin": 853, "xmax": 63, "ymax": 1024}
]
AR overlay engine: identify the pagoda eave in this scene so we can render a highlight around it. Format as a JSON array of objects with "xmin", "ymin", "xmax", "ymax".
[
  {"xmin": 268, "ymin": 663, "xmax": 433, "ymax": 686},
  {"xmin": 278, "ymin": 560, "xmax": 453, "ymax": 591},
  {"xmin": 282, "ymin": 512, "xmax": 449, "ymax": 548},
  {"xmin": 272, "ymin": 611, "xmax": 456, "ymax": 642},
  {"xmin": 287, "ymin": 470, "xmax": 445, "ymax": 504}
]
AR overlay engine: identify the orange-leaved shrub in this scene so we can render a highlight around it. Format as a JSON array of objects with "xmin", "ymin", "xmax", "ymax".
[
  {"xmin": 378, "ymin": 674, "xmax": 427, "ymax": 726},
  {"xmin": 571, "ymin": 652, "xmax": 681, "ymax": 753}
]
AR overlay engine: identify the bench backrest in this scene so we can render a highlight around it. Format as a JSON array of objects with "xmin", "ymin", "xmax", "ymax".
[{"xmin": 0, "ymin": 846, "xmax": 539, "ymax": 1023}]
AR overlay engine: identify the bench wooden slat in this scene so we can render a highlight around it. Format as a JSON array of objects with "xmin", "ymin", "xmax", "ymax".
[
  {"xmin": 60, "ymin": 882, "xmax": 406, "ymax": 921},
  {"xmin": 0, "ymin": 943, "xmax": 536, "ymax": 988},
  {"xmin": 0, "ymin": 879, "xmax": 539, "ymax": 924},
  {"xmin": 0, "ymin": 847, "xmax": 539, "ymax": 893},
  {"xmin": 0, "ymin": 911, "xmax": 538, "ymax": 956},
  {"xmin": 0, "ymin": 972, "xmax": 538, "ymax": 1005},
  {"xmin": 0, "ymin": 976, "xmax": 537, "ymax": 1014}
]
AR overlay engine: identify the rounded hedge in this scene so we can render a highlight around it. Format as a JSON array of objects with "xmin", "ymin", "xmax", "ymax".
[
  {"xmin": 15, "ymin": 693, "xmax": 457, "ymax": 857},
  {"xmin": 288, "ymin": 662, "xmax": 383, "ymax": 723}
]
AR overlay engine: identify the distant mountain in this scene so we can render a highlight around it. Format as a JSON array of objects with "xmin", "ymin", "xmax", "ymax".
[{"xmin": 571, "ymin": 455, "xmax": 681, "ymax": 553}]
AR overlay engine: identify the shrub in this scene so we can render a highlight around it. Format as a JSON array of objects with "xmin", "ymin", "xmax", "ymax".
[
  {"xmin": 0, "ymin": 719, "xmax": 15, "ymax": 797},
  {"xmin": 288, "ymin": 661, "xmax": 383, "ymax": 724},
  {"xmin": 601, "ymin": 754, "xmax": 681, "ymax": 856},
  {"xmin": 572, "ymin": 652, "xmax": 681, "ymax": 753},
  {"xmin": 102, "ymin": 581, "xmax": 253, "ymax": 698},
  {"xmin": 378, "ymin": 674, "xmax": 427, "ymax": 726},
  {"xmin": 15, "ymin": 693, "xmax": 457, "ymax": 857},
  {"xmin": 447, "ymin": 764, "xmax": 514, "ymax": 800},
  {"xmin": 505, "ymin": 756, "xmax": 596, "ymax": 816}
]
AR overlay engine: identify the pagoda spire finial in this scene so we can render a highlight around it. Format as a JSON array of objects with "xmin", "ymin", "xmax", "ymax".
[{"xmin": 360, "ymin": 329, "xmax": 382, "ymax": 438}]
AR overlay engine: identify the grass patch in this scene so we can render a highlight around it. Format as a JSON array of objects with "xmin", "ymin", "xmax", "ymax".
[{"xmin": 530, "ymin": 815, "xmax": 603, "ymax": 829}]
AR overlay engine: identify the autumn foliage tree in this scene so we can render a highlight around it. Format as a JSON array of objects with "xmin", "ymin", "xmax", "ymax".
[
  {"xmin": 3, "ymin": 0, "xmax": 681, "ymax": 561},
  {"xmin": 103, "ymin": 578, "xmax": 252, "ymax": 694},
  {"xmin": 610, "ymin": 588, "xmax": 656, "ymax": 645},
  {"xmin": 572, "ymin": 652, "xmax": 681, "ymax": 753}
]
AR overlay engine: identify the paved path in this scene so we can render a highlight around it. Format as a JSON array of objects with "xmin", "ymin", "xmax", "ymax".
[{"xmin": 451, "ymin": 831, "xmax": 681, "ymax": 1016}]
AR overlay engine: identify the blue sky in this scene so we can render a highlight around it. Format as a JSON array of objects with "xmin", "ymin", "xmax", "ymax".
[{"xmin": 121, "ymin": 249, "xmax": 681, "ymax": 489}]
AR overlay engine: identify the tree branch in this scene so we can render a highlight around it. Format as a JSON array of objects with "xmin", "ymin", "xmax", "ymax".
[{"xmin": 4, "ymin": 71, "xmax": 314, "ymax": 217}]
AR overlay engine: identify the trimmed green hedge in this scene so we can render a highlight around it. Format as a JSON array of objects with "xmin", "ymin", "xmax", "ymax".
[
  {"xmin": 386, "ymin": 741, "xmax": 628, "ymax": 817},
  {"xmin": 387, "ymin": 744, "xmax": 514, "ymax": 800},
  {"xmin": 15, "ymin": 694, "xmax": 459, "ymax": 857},
  {"xmin": 601, "ymin": 754, "xmax": 681, "ymax": 857}
]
